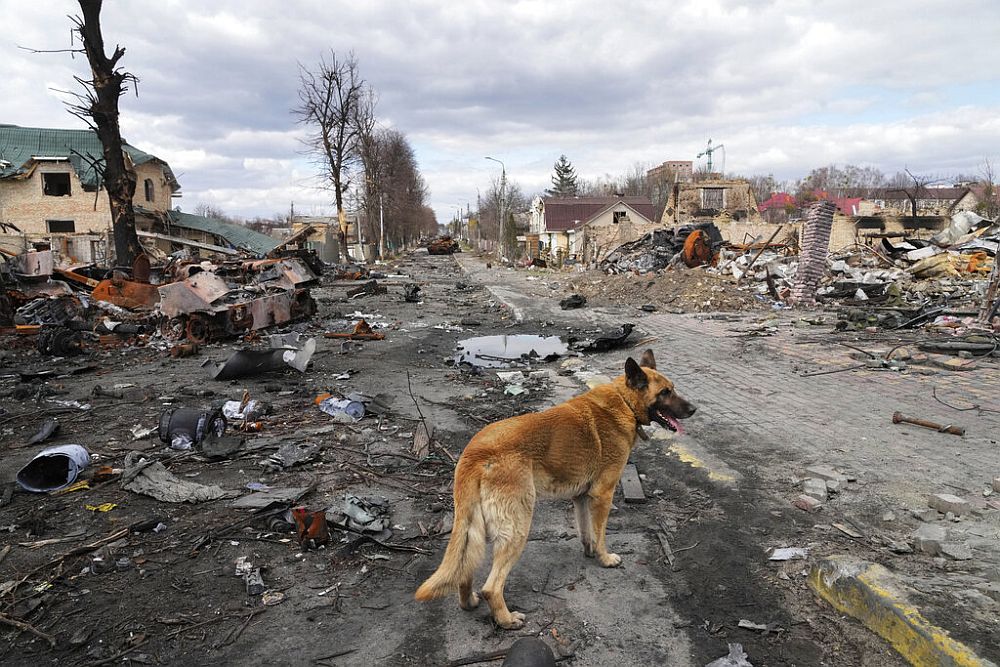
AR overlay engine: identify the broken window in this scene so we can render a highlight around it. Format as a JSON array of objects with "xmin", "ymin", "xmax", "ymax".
[
  {"xmin": 42, "ymin": 172, "xmax": 71, "ymax": 197},
  {"xmin": 46, "ymin": 220, "xmax": 75, "ymax": 233},
  {"xmin": 701, "ymin": 187, "xmax": 725, "ymax": 210},
  {"xmin": 144, "ymin": 178, "xmax": 155, "ymax": 202},
  {"xmin": 613, "ymin": 210, "xmax": 629, "ymax": 224}
]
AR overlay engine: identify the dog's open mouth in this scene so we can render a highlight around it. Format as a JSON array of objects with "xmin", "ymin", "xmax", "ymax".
[{"xmin": 651, "ymin": 408, "xmax": 684, "ymax": 435}]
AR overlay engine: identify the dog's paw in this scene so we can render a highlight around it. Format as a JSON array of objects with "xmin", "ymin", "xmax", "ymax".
[
  {"xmin": 598, "ymin": 552, "xmax": 622, "ymax": 568},
  {"xmin": 497, "ymin": 611, "xmax": 525, "ymax": 630},
  {"xmin": 460, "ymin": 591, "xmax": 480, "ymax": 610}
]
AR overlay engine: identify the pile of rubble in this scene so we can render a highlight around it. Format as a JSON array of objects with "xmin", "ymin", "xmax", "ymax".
[
  {"xmin": 0, "ymin": 245, "xmax": 323, "ymax": 353},
  {"xmin": 717, "ymin": 210, "xmax": 1000, "ymax": 331},
  {"xmin": 595, "ymin": 207, "xmax": 1000, "ymax": 332},
  {"xmin": 600, "ymin": 222, "xmax": 724, "ymax": 274}
]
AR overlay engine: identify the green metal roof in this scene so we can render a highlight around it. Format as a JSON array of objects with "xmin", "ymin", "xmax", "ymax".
[
  {"xmin": 0, "ymin": 124, "xmax": 179, "ymax": 192},
  {"xmin": 166, "ymin": 210, "xmax": 280, "ymax": 256}
]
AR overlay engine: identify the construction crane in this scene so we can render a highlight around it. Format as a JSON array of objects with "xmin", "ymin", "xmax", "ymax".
[{"xmin": 697, "ymin": 139, "xmax": 724, "ymax": 173}]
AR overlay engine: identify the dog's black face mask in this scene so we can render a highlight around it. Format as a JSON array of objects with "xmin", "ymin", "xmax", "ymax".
[{"xmin": 625, "ymin": 350, "xmax": 697, "ymax": 434}]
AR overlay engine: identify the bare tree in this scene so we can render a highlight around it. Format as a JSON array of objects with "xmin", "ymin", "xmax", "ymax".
[
  {"xmin": 68, "ymin": 0, "xmax": 144, "ymax": 271},
  {"xmin": 353, "ymin": 128, "xmax": 437, "ymax": 253},
  {"xmin": 293, "ymin": 51, "xmax": 369, "ymax": 261},
  {"xmin": 888, "ymin": 169, "xmax": 943, "ymax": 224},
  {"xmin": 977, "ymin": 158, "xmax": 999, "ymax": 219}
]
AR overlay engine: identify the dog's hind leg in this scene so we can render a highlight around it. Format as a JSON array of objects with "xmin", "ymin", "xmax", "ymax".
[
  {"xmin": 458, "ymin": 578, "xmax": 479, "ymax": 610},
  {"xmin": 480, "ymin": 481, "xmax": 534, "ymax": 629},
  {"xmin": 572, "ymin": 493, "xmax": 595, "ymax": 557}
]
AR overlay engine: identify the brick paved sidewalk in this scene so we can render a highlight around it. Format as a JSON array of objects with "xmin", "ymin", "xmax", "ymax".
[{"xmin": 456, "ymin": 251, "xmax": 1000, "ymax": 663}]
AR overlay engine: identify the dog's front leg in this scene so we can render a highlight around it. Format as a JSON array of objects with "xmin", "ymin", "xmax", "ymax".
[
  {"xmin": 588, "ymin": 482, "xmax": 621, "ymax": 568},
  {"xmin": 572, "ymin": 494, "xmax": 595, "ymax": 557}
]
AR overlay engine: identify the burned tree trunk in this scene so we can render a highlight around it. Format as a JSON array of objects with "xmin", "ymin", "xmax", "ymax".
[{"xmin": 73, "ymin": 0, "xmax": 144, "ymax": 271}]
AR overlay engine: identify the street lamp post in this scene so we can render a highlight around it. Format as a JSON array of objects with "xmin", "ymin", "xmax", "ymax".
[{"xmin": 485, "ymin": 156, "xmax": 507, "ymax": 259}]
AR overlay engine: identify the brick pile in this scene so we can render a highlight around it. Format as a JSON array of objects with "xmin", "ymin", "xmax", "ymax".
[{"xmin": 790, "ymin": 200, "xmax": 836, "ymax": 306}]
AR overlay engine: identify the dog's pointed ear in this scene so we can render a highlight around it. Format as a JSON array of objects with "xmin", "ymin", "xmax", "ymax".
[
  {"xmin": 625, "ymin": 357, "xmax": 648, "ymax": 390},
  {"xmin": 639, "ymin": 349, "xmax": 656, "ymax": 369}
]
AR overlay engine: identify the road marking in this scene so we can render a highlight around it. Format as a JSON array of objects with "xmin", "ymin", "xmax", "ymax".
[{"xmin": 810, "ymin": 556, "xmax": 997, "ymax": 667}]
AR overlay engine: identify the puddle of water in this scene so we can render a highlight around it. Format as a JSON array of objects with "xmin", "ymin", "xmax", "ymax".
[{"xmin": 455, "ymin": 335, "xmax": 568, "ymax": 368}]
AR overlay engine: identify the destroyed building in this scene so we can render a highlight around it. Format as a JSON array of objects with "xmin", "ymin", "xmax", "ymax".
[
  {"xmin": 0, "ymin": 124, "xmax": 284, "ymax": 264},
  {"xmin": 528, "ymin": 195, "xmax": 658, "ymax": 263},
  {"xmin": 0, "ymin": 124, "xmax": 180, "ymax": 263}
]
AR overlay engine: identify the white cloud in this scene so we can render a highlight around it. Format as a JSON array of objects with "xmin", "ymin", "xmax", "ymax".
[{"xmin": 2, "ymin": 0, "xmax": 999, "ymax": 221}]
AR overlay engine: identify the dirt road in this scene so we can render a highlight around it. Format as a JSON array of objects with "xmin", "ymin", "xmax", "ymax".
[{"xmin": 2, "ymin": 249, "xmax": 995, "ymax": 666}]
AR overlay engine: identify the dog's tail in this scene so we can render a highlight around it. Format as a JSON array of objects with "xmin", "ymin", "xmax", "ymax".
[{"xmin": 415, "ymin": 464, "xmax": 486, "ymax": 601}]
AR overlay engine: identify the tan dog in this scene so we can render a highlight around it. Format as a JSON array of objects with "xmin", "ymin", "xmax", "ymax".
[{"xmin": 415, "ymin": 350, "xmax": 696, "ymax": 628}]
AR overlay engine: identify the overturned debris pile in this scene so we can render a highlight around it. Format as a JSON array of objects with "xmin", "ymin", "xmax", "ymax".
[
  {"xmin": 601, "ymin": 223, "xmax": 724, "ymax": 274},
  {"xmin": 1, "ymin": 245, "xmax": 322, "ymax": 346}
]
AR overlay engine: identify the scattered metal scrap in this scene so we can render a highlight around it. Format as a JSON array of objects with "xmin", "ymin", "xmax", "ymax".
[{"xmin": 892, "ymin": 411, "xmax": 965, "ymax": 436}]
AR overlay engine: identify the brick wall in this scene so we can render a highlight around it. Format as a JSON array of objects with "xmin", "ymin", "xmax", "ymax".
[{"xmin": 0, "ymin": 161, "xmax": 173, "ymax": 235}]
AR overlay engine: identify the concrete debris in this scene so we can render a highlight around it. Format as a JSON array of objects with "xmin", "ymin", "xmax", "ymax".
[
  {"xmin": 913, "ymin": 523, "xmax": 948, "ymax": 555},
  {"xmin": 802, "ymin": 478, "xmax": 828, "ymax": 502},
  {"xmin": 705, "ymin": 643, "xmax": 753, "ymax": 667},
  {"xmin": 793, "ymin": 494, "xmax": 823, "ymax": 512},
  {"xmin": 928, "ymin": 493, "xmax": 972, "ymax": 516},
  {"xmin": 939, "ymin": 542, "xmax": 974, "ymax": 561},
  {"xmin": 769, "ymin": 547, "xmax": 809, "ymax": 561},
  {"xmin": 804, "ymin": 466, "xmax": 849, "ymax": 483}
]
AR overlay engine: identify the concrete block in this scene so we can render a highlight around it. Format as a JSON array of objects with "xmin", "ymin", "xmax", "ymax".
[
  {"xmin": 940, "ymin": 542, "xmax": 973, "ymax": 561},
  {"xmin": 931, "ymin": 356, "xmax": 978, "ymax": 371},
  {"xmin": 913, "ymin": 523, "xmax": 948, "ymax": 555},
  {"xmin": 826, "ymin": 478, "xmax": 846, "ymax": 494},
  {"xmin": 910, "ymin": 508, "xmax": 938, "ymax": 522},
  {"xmin": 993, "ymin": 477, "xmax": 1000, "ymax": 493},
  {"xmin": 803, "ymin": 478, "xmax": 828, "ymax": 501},
  {"xmin": 804, "ymin": 466, "xmax": 849, "ymax": 483},
  {"xmin": 887, "ymin": 347, "xmax": 912, "ymax": 361},
  {"xmin": 793, "ymin": 494, "xmax": 823, "ymax": 512},
  {"xmin": 928, "ymin": 493, "xmax": 971, "ymax": 516}
]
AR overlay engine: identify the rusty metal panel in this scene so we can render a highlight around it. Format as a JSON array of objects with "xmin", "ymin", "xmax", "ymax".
[
  {"xmin": 248, "ymin": 291, "xmax": 295, "ymax": 330},
  {"xmin": 157, "ymin": 272, "xmax": 231, "ymax": 318}
]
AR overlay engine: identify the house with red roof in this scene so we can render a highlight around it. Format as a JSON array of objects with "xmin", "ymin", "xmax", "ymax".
[{"xmin": 529, "ymin": 195, "xmax": 657, "ymax": 262}]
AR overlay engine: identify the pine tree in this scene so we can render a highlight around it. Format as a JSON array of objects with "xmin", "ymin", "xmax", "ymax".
[{"xmin": 546, "ymin": 155, "xmax": 578, "ymax": 197}]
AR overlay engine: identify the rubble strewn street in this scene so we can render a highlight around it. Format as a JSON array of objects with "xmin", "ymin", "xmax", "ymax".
[{"xmin": 2, "ymin": 218, "xmax": 998, "ymax": 665}]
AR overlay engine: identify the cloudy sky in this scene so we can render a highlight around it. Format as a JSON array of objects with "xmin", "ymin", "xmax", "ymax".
[{"xmin": 3, "ymin": 1, "xmax": 1000, "ymax": 225}]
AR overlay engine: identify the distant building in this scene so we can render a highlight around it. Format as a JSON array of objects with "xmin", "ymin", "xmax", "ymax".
[
  {"xmin": 647, "ymin": 160, "xmax": 693, "ymax": 184},
  {"xmin": 529, "ymin": 195, "xmax": 657, "ymax": 262}
]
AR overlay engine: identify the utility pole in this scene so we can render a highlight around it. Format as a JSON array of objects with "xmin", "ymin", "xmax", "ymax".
[
  {"xmin": 485, "ymin": 156, "xmax": 507, "ymax": 259},
  {"xmin": 378, "ymin": 192, "xmax": 385, "ymax": 259}
]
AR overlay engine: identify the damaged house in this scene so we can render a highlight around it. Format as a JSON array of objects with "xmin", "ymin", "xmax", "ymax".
[
  {"xmin": 0, "ymin": 124, "xmax": 275, "ymax": 264},
  {"xmin": 528, "ymin": 195, "xmax": 657, "ymax": 263},
  {"xmin": 0, "ymin": 124, "xmax": 179, "ymax": 263}
]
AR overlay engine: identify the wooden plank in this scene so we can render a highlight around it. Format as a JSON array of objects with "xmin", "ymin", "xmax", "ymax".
[{"xmin": 619, "ymin": 463, "xmax": 646, "ymax": 504}]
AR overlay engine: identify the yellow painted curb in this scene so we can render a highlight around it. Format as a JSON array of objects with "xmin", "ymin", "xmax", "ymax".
[{"xmin": 809, "ymin": 556, "xmax": 997, "ymax": 667}]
